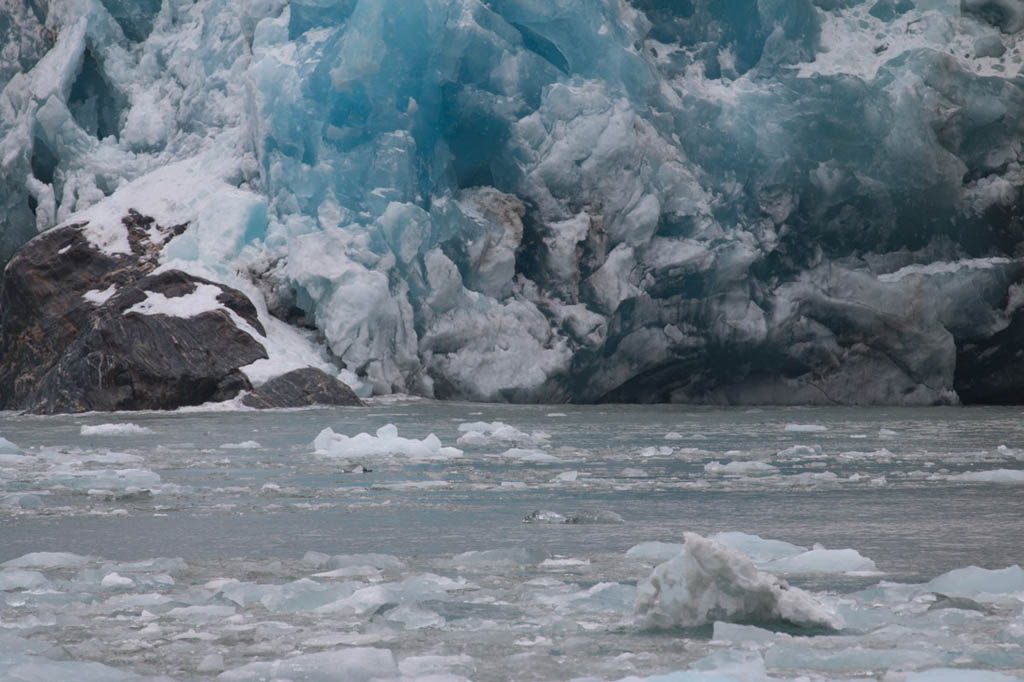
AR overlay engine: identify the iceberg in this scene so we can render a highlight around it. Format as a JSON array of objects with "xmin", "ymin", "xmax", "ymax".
[
  {"xmin": 634, "ymin": 532, "xmax": 844, "ymax": 630},
  {"xmin": 1, "ymin": 0, "xmax": 1023, "ymax": 405},
  {"xmin": 312, "ymin": 423, "xmax": 462, "ymax": 459}
]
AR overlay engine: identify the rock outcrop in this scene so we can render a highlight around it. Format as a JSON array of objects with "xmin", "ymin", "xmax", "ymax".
[
  {"xmin": 242, "ymin": 368, "xmax": 364, "ymax": 408},
  {"xmin": 0, "ymin": 211, "xmax": 270, "ymax": 414}
]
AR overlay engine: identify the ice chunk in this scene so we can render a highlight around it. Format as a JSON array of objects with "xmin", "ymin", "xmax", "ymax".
[
  {"xmin": 523, "ymin": 510, "xmax": 569, "ymax": 524},
  {"xmin": 0, "ymin": 568, "xmax": 47, "ymax": 591},
  {"xmin": 303, "ymin": 552, "xmax": 405, "ymax": 573},
  {"xmin": 313, "ymin": 424, "xmax": 461, "ymax": 459},
  {"xmin": 2, "ymin": 552, "xmax": 93, "ymax": 569},
  {"xmin": 634, "ymin": 532, "xmax": 843, "ymax": 630},
  {"xmin": 450, "ymin": 548, "xmax": 549, "ymax": 567},
  {"xmin": 927, "ymin": 565, "xmax": 1024, "ymax": 596},
  {"xmin": 626, "ymin": 541, "xmax": 686, "ymax": 562},
  {"xmin": 708, "ymin": 533, "xmax": 807, "ymax": 564},
  {"xmin": 80, "ymin": 423, "xmax": 153, "ymax": 436},
  {"xmin": 217, "ymin": 648, "xmax": 398, "ymax": 682},
  {"xmin": 456, "ymin": 421, "xmax": 549, "ymax": 447},
  {"xmin": 219, "ymin": 578, "xmax": 356, "ymax": 613},
  {"xmin": 704, "ymin": 460, "xmax": 779, "ymax": 475},
  {"xmin": 784, "ymin": 424, "xmax": 828, "ymax": 433},
  {"xmin": 0, "ymin": 436, "xmax": 20, "ymax": 453},
  {"xmin": 762, "ymin": 548, "xmax": 879, "ymax": 575},
  {"xmin": 315, "ymin": 574, "xmax": 468, "ymax": 615},
  {"xmin": 523, "ymin": 509, "xmax": 624, "ymax": 524},
  {"xmin": 902, "ymin": 669, "xmax": 1022, "ymax": 682},
  {"xmin": 0, "ymin": 493, "xmax": 44, "ymax": 509},
  {"xmin": 100, "ymin": 572, "xmax": 134, "ymax": 589},
  {"xmin": 951, "ymin": 469, "xmax": 1024, "ymax": 484},
  {"xmin": 218, "ymin": 441, "xmax": 261, "ymax": 450},
  {"xmin": 712, "ymin": 621, "xmax": 787, "ymax": 643},
  {"xmin": 497, "ymin": 448, "xmax": 563, "ymax": 463}
]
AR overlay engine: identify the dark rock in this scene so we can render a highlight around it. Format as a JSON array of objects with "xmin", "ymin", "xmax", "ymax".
[
  {"xmin": 0, "ymin": 214, "xmax": 269, "ymax": 413},
  {"xmin": 954, "ymin": 309, "xmax": 1024, "ymax": 404},
  {"xmin": 242, "ymin": 367, "xmax": 364, "ymax": 409}
]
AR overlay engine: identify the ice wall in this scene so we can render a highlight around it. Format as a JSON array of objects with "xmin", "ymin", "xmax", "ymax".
[{"xmin": 1, "ymin": 0, "xmax": 1023, "ymax": 403}]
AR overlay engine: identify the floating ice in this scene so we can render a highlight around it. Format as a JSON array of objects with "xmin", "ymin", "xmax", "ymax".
[
  {"xmin": 626, "ymin": 541, "xmax": 686, "ymax": 563},
  {"xmin": 634, "ymin": 532, "xmax": 844, "ymax": 630},
  {"xmin": 951, "ymin": 469, "xmax": 1024, "ymax": 484},
  {"xmin": 903, "ymin": 670, "xmax": 1024, "ymax": 682},
  {"xmin": 315, "ymin": 573, "xmax": 469, "ymax": 615},
  {"xmin": 775, "ymin": 445, "xmax": 824, "ymax": 459},
  {"xmin": 927, "ymin": 565, "xmax": 1024, "ymax": 597},
  {"xmin": 784, "ymin": 424, "xmax": 829, "ymax": 433},
  {"xmin": 100, "ymin": 572, "xmax": 134, "ymax": 589},
  {"xmin": 762, "ymin": 548, "xmax": 879, "ymax": 575},
  {"xmin": 0, "ymin": 492, "xmax": 43, "ymax": 509},
  {"xmin": 456, "ymin": 421, "xmax": 550, "ymax": 447},
  {"xmin": 704, "ymin": 460, "xmax": 779, "ymax": 476},
  {"xmin": 79, "ymin": 423, "xmax": 153, "ymax": 436},
  {"xmin": 0, "ymin": 436, "xmax": 20, "ymax": 453},
  {"xmin": 217, "ymin": 648, "xmax": 398, "ymax": 682},
  {"xmin": 313, "ymin": 424, "xmax": 462, "ymax": 459},
  {"xmin": 218, "ymin": 440, "xmax": 261, "ymax": 449},
  {"xmin": 450, "ymin": 548, "xmax": 549, "ymax": 567},
  {"xmin": 0, "ymin": 568, "xmax": 47, "ymax": 591},
  {"xmin": 46, "ymin": 467, "xmax": 161, "ymax": 491},
  {"xmin": 708, "ymin": 533, "xmax": 807, "ymax": 564},
  {"xmin": 219, "ymin": 578, "xmax": 357, "ymax": 613},
  {"xmin": 497, "ymin": 447, "xmax": 563, "ymax": 463},
  {"xmin": 523, "ymin": 509, "xmax": 624, "ymax": 524},
  {"xmin": 303, "ymin": 552, "xmax": 406, "ymax": 574},
  {"xmin": 2, "ymin": 552, "xmax": 93, "ymax": 569}
]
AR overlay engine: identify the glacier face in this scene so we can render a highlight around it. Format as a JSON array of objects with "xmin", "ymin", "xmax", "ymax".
[{"xmin": 1, "ymin": 0, "xmax": 1023, "ymax": 404}]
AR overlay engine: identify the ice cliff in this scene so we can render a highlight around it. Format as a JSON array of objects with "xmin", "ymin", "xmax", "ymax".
[{"xmin": 1, "ymin": 0, "xmax": 1023, "ymax": 404}]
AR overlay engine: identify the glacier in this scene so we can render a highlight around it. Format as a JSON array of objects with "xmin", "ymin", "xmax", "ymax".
[{"xmin": 1, "ymin": 0, "xmax": 1023, "ymax": 404}]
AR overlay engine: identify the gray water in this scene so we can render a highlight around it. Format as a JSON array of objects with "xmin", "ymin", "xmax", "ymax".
[{"xmin": 1, "ymin": 402, "xmax": 1023, "ymax": 681}]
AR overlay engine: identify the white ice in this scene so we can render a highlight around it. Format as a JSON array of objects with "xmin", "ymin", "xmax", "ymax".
[
  {"xmin": 313, "ymin": 424, "xmax": 462, "ymax": 460},
  {"xmin": 634, "ymin": 532, "xmax": 843, "ymax": 630},
  {"xmin": 80, "ymin": 423, "xmax": 153, "ymax": 436}
]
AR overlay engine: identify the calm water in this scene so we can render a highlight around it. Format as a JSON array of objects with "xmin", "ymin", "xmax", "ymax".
[{"xmin": 1, "ymin": 402, "xmax": 1022, "ymax": 681}]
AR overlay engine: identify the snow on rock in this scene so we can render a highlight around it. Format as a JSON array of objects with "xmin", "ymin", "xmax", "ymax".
[
  {"xmin": 123, "ymin": 283, "xmax": 225, "ymax": 318},
  {"xmin": 313, "ymin": 424, "xmax": 462, "ymax": 460},
  {"xmin": 634, "ymin": 532, "xmax": 844, "ymax": 630}
]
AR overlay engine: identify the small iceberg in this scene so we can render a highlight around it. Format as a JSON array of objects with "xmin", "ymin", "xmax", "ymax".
[
  {"xmin": 313, "ymin": 424, "xmax": 462, "ymax": 459},
  {"xmin": 523, "ymin": 509, "xmax": 625, "ymax": 524},
  {"xmin": 634, "ymin": 532, "xmax": 843, "ymax": 631}
]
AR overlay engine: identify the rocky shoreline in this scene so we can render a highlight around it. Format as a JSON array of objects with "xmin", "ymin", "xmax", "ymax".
[{"xmin": 0, "ymin": 211, "xmax": 361, "ymax": 414}]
